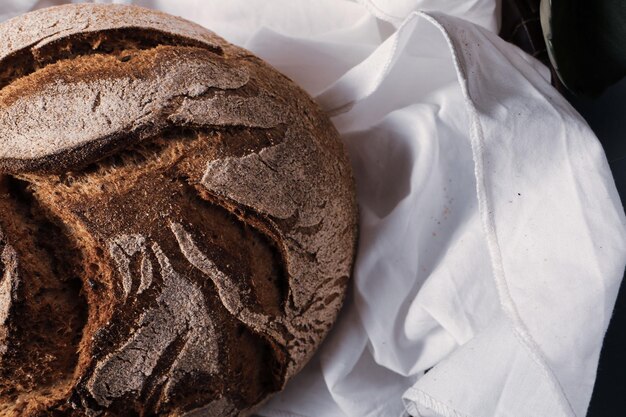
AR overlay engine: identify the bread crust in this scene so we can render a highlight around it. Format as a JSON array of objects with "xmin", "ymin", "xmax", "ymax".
[
  {"xmin": 0, "ymin": 4, "xmax": 227, "ymax": 63},
  {"xmin": 0, "ymin": 5, "xmax": 357, "ymax": 417}
]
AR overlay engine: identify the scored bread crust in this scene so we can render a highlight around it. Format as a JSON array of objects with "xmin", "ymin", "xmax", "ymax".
[
  {"xmin": 0, "ymin": 4, "xmax": 357, "ymax": 417},
  {"xmin": 0, "ymin": 4, "xmax": 244, "ymax": 172},
  {"xmin": 0, "ymin": 4, "xmax": 228, "ymax": 63}
]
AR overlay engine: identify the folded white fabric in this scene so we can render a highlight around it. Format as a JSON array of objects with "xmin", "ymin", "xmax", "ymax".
[
  {"xmin": 5, "ymin": 1, "xmax": 626, "ymax": 416},
  {"xmin": 0, "ymin": 0, "xmax": 38, "ymax": 21},
  {"xmin": 356, "ymin": 0, "xmax": 499, "ymax": 32}
]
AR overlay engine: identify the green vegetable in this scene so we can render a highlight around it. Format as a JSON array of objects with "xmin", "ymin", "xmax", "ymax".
[{"xmin": 541, "ymin": 0, "xmax": 626, "ymax": 97}]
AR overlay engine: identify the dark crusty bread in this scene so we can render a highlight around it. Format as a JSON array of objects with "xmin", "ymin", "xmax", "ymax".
[{"xmin": 0, "ymin": 4, "xmax": 357, "ymax": 417}]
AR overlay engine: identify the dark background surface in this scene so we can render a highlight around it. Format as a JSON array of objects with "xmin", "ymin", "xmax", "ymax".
[{"xmin": 572, "ymin": 79, "xmax": 626, "ymax": 417}]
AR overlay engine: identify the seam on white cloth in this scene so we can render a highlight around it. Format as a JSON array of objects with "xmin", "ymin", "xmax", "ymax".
[
  {"xmin": 404, "ymin": 387, "xmax": 478, "ymax": 417},
  {"xmin": 317, "ymin": 11, "xmax": 578, "ymax": 416},
  {"xmin": 415, "ymin": 12, "xmax": 577, "ymax": 417},
  {"xmin": 358, "ymin": 0, "xmax": 403, "ymax": 25}
]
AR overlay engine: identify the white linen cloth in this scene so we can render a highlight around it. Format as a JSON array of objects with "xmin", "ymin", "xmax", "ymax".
[{"xmin": 3, "ymin": 1, "xmax": 625, "ymax": 416}]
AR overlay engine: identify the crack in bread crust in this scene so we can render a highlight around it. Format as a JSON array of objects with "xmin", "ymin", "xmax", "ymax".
[
  {"xmin": 0, "ymin": 177, "xmax": 88, "ymax": 416},
  {"xmin": 108, "ymin": 234, "xmax": 153, "ymax": 299},
  {"xmin": 0, "ymin": 46, "xmax": 255, "ymax": 173},
  {"xmin": 87, "ymin": 240, "xmax": 220, "ymax": 408},
  {"xmin": 29, "ymin": 164, "xmax": 294, "ymax": 416},
  {"xmin": 0, "ymin": 4, "xmax": 230, "ymax": 84},
  {"xmin": 0, "ymin": 238, "xmax": 17, "ymax": 358},
  {"xmin": 0, "ymin": 27, "xmax": 223, "ymax": 93}
]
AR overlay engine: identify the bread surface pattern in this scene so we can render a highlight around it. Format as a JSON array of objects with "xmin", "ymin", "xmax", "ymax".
[{"xmin": 0, "ymin": 4, "xmax": 357, "ymax": 417}]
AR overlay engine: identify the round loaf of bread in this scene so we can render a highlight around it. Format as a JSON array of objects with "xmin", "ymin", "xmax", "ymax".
[{"xmin": 0, "ymin": 4, "xmax": 357, "ymax": 417}]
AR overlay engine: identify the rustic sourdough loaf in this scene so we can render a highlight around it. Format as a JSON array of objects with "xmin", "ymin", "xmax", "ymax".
[{"xmin": 0, "ymin": 4, "xmax": 357, "ymax": 417}]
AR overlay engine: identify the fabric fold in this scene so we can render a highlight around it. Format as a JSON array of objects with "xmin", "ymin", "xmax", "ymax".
[
  {"xmin": 404, "ymin": 318, "xmax": 570, "ymax": 417},
  {"xmin": 400, "ymin": 11, "xmax": 626, "ymax": 417}
]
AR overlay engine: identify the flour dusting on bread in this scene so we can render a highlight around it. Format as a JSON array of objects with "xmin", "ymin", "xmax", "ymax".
[{"xmin": 0, "ymin": 4, "xmax": 357, "ymax": 417}]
